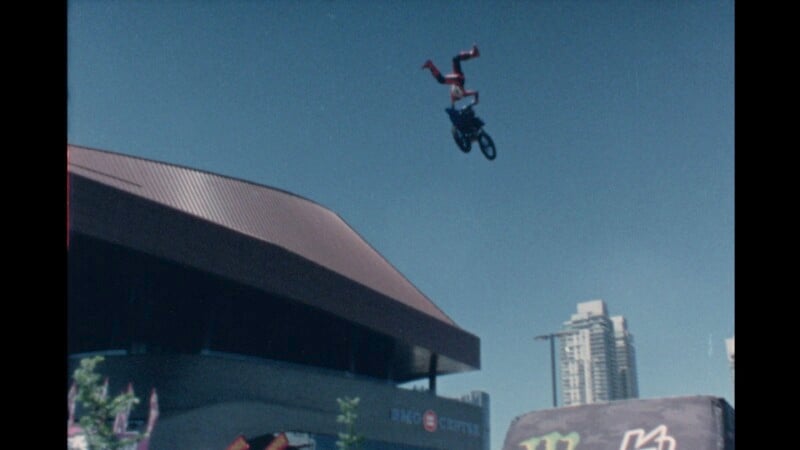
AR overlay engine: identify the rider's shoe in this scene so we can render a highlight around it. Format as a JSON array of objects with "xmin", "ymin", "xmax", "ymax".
[
  {"xmin": 471, "ymin": 44, "xmax": 480, "ymax": 58},
  {"xmin": 421, "ymin": 59, "xmax": 434, "ymax": 70}
]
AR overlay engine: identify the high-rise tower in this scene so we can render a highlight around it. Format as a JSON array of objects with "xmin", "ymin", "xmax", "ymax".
[{"xmin": 558, "ymin": 300, "xmax": 639, "ymax": 406}]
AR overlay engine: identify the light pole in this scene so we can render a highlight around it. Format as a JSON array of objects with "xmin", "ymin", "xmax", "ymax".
[{"xmin": 535, "ymin": 330, "xmax": 574, "ymax": 408}]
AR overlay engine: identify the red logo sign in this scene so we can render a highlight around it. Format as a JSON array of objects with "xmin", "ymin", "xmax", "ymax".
[{"xmin": 423, "ymin": 410, "xmax": 438, "ymax": 432}]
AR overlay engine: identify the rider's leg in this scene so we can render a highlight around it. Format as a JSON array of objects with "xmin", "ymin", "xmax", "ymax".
[
  {"xmin": 452, "ymin": 44, "xmax": 480, "ymax": 71},
  {"xmin": 451, "ymin": 57, "xmax": 463, "ymax": 76},
  {"xmin": 422, "ymin": 60, "xmax": 446, "ymax": 84}
]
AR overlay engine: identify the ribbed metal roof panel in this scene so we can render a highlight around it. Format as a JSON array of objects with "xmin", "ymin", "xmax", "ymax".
[{"xmin": 67, "ymin": 145, "xmax": 456, "ymax": 326}]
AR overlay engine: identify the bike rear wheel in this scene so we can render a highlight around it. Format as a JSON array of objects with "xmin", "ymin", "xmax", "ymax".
[
  {"xmin": 478, "ymin": 131, "xmax": 496, "ymax": 160},
  {"xmin": 452, "ymin": 126, "xmax": 471, "ymax": 153}
]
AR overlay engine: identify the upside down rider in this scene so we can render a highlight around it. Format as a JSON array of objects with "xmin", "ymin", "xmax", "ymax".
[{"xmin": 421, "ymin": 44, "xmax": 480, "ymax": 107}]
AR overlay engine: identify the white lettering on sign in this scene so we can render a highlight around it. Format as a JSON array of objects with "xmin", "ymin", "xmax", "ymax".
[
  {"xmin": 389, "ymin": 408, "xmax": 481, "ymax": 437},
  {"xmin": 391, "ymin": 407, "xmax": 422, "ymax": 425}
]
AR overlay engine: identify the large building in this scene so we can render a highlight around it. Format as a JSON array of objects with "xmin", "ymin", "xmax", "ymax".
[
  {"xmin": 558, "ymin": 300, "xmax": 638, "ymax": 406},
  {"xmin": 67, "ymin": 145, "xmax": 487, "ymax": 450}
]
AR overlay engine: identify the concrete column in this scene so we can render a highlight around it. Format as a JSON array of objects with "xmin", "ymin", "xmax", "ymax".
[{"xmin": 428, "ymin": 353, "xmax": 438, "ymax": 395}]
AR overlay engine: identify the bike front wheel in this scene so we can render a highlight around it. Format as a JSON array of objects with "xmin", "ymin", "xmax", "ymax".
[{"xmin": 478, "ymin": 131, "xmax": 496, "ymax": 160}]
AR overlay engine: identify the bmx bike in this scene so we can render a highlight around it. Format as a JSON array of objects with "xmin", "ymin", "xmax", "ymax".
[{"xmin": 445, "ymin": 104, "xmax": 496, "ymax": 161}]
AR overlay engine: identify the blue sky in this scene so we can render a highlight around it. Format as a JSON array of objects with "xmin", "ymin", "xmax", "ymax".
[{"xmin": 67, "ymin": 1, "xmax": 734, "ymax": 448}]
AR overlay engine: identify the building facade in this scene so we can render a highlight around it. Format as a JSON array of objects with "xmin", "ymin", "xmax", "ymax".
[
  {"xmin": 460, "ymin": 391, "xmax": 491, "ymax": 450},
  {"xmin": 558, "ymin": 300, "xmax": 639, "ymax": 406},
  {"xmin": 67, "ymin": 145, "xmax": 488, "ymax": 450}
]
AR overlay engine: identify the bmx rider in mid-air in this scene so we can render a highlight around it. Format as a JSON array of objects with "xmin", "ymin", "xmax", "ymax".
[{"xmin": 422, "ymin": 44, "xmax": 480, "ymax": 107}]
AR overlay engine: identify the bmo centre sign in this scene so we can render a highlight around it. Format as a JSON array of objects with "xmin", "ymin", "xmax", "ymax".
[{"xmin": 390, "ymin": 407, "xmax": 481, "ymax": 438}]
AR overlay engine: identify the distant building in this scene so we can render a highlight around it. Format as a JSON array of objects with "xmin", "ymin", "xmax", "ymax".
[
  {"xmin": 612, "ymin": 316, "xmax": 639, "ymax": 399},
  {"xmin": 460, "ymin": 391, "xmax": 490, "ymax": 450},
  {"xmin": 725, "ymin": 336, "xmax": 734, "ymax": 386},
  {"xmin": 558, "ymin": 300, "xmax": 639, "ymax": 406}
]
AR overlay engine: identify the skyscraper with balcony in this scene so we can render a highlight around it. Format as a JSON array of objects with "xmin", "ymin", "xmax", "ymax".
[{"xmin": 558, "ymin": 300, "xmax": 639, "ymax": 406}]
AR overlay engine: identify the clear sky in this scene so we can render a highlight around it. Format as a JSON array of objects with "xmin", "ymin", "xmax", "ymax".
[{"xmin": 67, "ymin": 1, "xmax": 734, "ymax": 448}]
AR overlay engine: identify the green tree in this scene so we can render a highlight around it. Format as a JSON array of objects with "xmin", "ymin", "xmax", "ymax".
[
  {"xmin": 335, "ymin": 396, "xmax": 363, "ymax": 450},
  {"xmin": 70, "ymin": 356, "xmax": 142, "ymax": 450}
]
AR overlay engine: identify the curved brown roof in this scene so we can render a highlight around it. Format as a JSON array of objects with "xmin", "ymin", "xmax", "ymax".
[{"xmin": 67, "ymin": 144, "xmax": 479, "ymax": 376}]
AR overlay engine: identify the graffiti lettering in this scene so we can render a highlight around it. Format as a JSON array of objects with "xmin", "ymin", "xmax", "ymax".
[
  {"xmin": 619, "ymin": 425, "xmax": 676, "ymax": 450},
  {"xmin": 519, "ymin": 431, "xmax": 581, "ymax": 450}
]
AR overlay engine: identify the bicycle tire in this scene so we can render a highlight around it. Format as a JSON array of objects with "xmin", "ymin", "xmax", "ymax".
[{"xmin": 478, "ymin": 131, "xmax": 496, "ymax": 160}]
